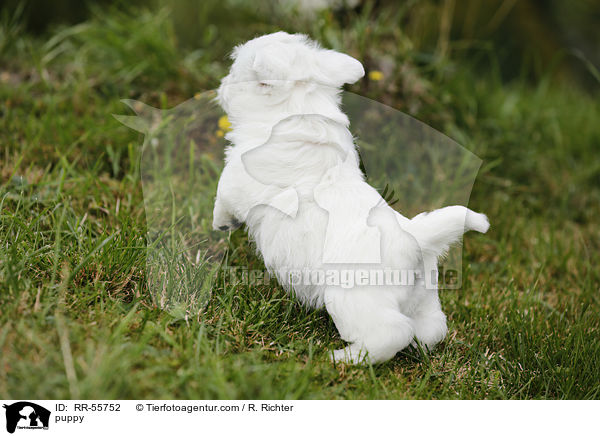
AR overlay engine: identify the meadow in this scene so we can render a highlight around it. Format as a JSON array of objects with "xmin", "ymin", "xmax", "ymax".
[{"xmin": 1, "ymin": 2, "xmax": 599, "ymax": 399}]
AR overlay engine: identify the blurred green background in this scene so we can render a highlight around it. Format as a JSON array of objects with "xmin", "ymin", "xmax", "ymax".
[
  {"xmin": 3, "ymin": 0, "xmax": 600, "ymax": 84},
  {"xmin": 1, "ymin": 0, "xmax": 599, "ymax": 399}
]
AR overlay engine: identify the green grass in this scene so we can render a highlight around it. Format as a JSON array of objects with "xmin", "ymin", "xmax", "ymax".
[{"xmin": 1, "ymin": 2, "xmax": 599, "ymax": 399}]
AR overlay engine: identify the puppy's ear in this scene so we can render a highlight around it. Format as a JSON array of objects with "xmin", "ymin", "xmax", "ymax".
[
  {"xmin": 252, "ymin": 42, "xmax": 295, "ymax": 82},
  {"xmin": 314, "ymin": 50, "xmax": 365, "ymax": 87}
]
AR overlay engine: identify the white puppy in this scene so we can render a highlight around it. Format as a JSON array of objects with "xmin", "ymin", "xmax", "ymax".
[{"xmin": 213, "ymin": 31, "xmax": 489, "ymax": 364}]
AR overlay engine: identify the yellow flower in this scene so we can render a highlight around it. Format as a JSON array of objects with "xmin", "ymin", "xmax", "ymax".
[
  {"xmin": 193, "ymin": 92, "xmax": 202, "ymax": 100},
  {"xmin": 218, "ymin": 115, "xmax": 232, "ymax": 132},
  {"xmin": 368, "ymin": 70, "xmax": 384, "ymax": 81},
  {"xmin": 216, "ymin": 130, "xmax": 224, "ymax": 138}
]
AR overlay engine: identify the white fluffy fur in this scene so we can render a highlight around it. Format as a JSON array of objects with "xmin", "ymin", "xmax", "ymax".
[{"xmin": 213, "ymin": 32, "xmax": 489, "ymax": 364}]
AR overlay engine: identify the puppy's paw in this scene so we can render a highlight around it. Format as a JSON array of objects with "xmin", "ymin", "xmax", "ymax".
[
  {"xmin": 212, "ymin": 200, "xmax": 242, "ymax": 231},
  {"xmin": 331, "ymin": 346, "xmax": 370, "ymax": 365},
  {"xmin": 466, "ymin": 210, "xmax": 490, "ymax": 234},
  {"xmin": 212, "ymin": 217, "xmax": 241, "ymax": 232}
]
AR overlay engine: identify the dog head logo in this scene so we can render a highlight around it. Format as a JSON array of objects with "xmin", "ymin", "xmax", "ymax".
[{"xmin": 3, "ymin": 402, "xmax": 50, "ymax": 433}]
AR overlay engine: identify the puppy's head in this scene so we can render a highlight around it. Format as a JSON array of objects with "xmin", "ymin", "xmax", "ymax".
[{"xmin": 217, "ymin": 32, "xmax": 364, "ymax": 123}]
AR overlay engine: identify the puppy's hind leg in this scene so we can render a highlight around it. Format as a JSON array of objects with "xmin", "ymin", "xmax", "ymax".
[
  {"xmin": 324, "ymin": 288, "xmax": 414, "ymax": 365},
  {"xmin": 412, "ymin": 290, "xmax": 447, "ymax": 350}
]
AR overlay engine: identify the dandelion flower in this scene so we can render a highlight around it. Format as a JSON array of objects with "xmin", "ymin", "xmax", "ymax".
[
  {"xmin": 218, "ymin": 115, "xmax": 232, "ymax": 132},
  {"xmin": 368, "ymin": 70, "xmax": 384, "ymax": 81}
]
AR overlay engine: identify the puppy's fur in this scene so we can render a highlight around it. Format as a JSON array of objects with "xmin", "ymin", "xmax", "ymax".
[{"xmin": 213, "ymin": 32, "xmax": 489, "ymax": 364}]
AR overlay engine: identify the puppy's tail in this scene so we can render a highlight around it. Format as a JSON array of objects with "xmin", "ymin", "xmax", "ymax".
[{"xmin": 407, "ymin": 206, "xmax": 489, "ymax": 260}]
